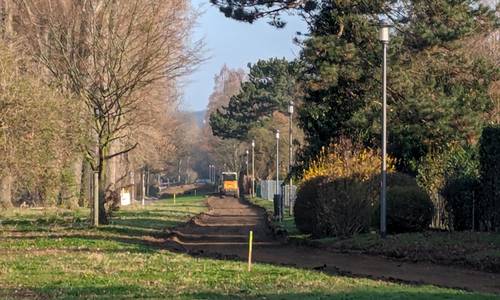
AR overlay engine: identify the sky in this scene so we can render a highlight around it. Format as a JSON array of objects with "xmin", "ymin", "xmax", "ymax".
[{"xmin": 182, "ymin": 0, "xmax": 307, "ymax": 112}]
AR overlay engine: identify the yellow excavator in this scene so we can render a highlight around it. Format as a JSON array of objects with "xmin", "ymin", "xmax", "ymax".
[{"xmin": 220, "ymin": 172, "xmax": 239, "ymax": 198}]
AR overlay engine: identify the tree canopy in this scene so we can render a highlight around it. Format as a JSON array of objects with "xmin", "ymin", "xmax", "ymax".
[
  {"xmin": 210, "ymin": 0, "xmax": 499, "ymax": 173},
  {"xmin": 210, "ymin": 58, "xmax": 303, "ymax": 140}
]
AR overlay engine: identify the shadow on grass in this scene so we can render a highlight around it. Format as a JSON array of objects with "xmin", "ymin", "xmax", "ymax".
[
  {"xmin": 0, "ymin": 287, "xmax": 494, "ymax": 300},
  {"xmin": 0, "ymin": 234, "xmax": 159, "ymax": 253},
  {"xmin": 0, "ymin": 198, "xmax": 207, "ymax": 255}
]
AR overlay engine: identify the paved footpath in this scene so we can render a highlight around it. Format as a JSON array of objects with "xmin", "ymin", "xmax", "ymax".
[{"xmin": 166, "ymin": 196, "xmax": 500, "ymax": 294}]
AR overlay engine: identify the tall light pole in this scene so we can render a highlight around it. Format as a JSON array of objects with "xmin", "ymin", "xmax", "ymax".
[
  {"xmin": 212, "ymin": 165, "xmax": 216, "ymax": 189},
  {"xmin": 251, "ymin": 140, "xmax": 255, "ymax": 198},
  {"xmin": 275, "ymin": 129, "xmax": 281, "ymax": 221},
  {"xmin": 213, "ymin": 164, "xmax": 216, "ymax": 184},
  {"xmin": 245, "ymin": 149, "xmax": 249, "ymax": 177},
  {"xmin": 288, "ymin": 100, "xmax": 294, "ymax": 215},
  {"xmin": 379, "ymin": 20, "xmax": 390, "ymax": 238},
  {"xmin": 209, "ymin": 164, "xmax": 213, "ymax": 183}
]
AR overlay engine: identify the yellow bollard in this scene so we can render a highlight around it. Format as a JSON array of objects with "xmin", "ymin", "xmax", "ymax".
[
  {"xmin": 248, "ymin": 230, "xmax": 253, "ymax": 272},
  {"xmin": 174, "ymin": 193, "xmax": 176, "ymax": 204}
]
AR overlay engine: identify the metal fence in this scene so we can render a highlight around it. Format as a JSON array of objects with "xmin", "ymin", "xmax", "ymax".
[
  {"xmin": 257, "ymin": 180, "xmax": 297, "ymax": 205},
  {"xmin": 282, "ymin": 184, "xmax": 297, "ymax": 208}
]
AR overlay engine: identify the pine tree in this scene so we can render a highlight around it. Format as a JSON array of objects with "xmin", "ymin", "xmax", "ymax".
[
  {"xmin": 210, "ymin": 58, "xmax": 303, "ymax": 139},
  {"xmin": 297, "ymin": 0, "xmax": 386, "ymax": 161}
]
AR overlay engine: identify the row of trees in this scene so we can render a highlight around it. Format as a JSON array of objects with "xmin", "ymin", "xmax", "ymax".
[
  {"xmin": 0, "ymin": 0, "xmax": 202, "ymax": 223},
  {"xmin": 208, "ymin": 0, "xmax": 499, "ymax": 233}
]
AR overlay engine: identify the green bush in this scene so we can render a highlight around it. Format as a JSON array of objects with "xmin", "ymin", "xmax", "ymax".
[
  {"xmin": 385, "ymin": 185, "xmax": 434, "ymax": 233},
  {"xmin": 373, "ymin": 173, "xmax": 433, "ymax": 233},
  {"xmin": 294, "ymin": 176, "xmax": 326, "ymax": 235},
  {"xmin": 386, "ymin": 172, "xmax": 418, "ymax": 188},
  {"xmin": 442, "ymin": 177, "xmax": 479, "ymax": 231},
  {"xmin": 479, "ymin": 125, "xmax": 500, "ymax": 231},
  {"xmin": 294, "ymin": 176, "xmax": 375, "ymax": 238},
  {"xmin": 417, "ymin": 145, "xmax": 480, "ymax": 229},
  {"xmin": 372, "ymin": 173, "xmax": 417, "ymax": 224},
  {"xmin": 319, "ymin": 178, "xmax": 375, "ymax": 237}
]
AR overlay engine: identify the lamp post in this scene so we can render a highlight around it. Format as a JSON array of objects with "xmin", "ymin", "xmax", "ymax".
[
  {"xmin": 246, "ymin": 149, "xmax": 249, "ymax": 177},
  {"xmin": 209, "ymin": 164, "xmax": 213, "ymax": 184},
  {"xmin": 288, "ymin": 100, "xmax": 294, "ymax": 215},
  {"xmin": 251, "ymin": 140, "xmax": 255, "ymax": 198},
  {"xmin": 212, "ymin": 165, "xmax": 216, "ymax": 189},
  {"xmin": 275, "ymin": 129, "xmax": 282, "ymax": 221},
  {"xmin": 212, "ymin": 165, "xmax": 216, "ymax": 184},
  {"xmin": 379, "ymin": 20, "xmax": 390, "ymax": 238}
]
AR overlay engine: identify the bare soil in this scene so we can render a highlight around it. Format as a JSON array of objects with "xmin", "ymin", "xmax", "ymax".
[{"xmin": 166, "ymin": 196, "xmax": 500, "ymax": 294}]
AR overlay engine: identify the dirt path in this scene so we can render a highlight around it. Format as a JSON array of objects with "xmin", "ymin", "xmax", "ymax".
[{"xmin": 166, "ymin": 196, "xmax": 500, "ymax": 294}]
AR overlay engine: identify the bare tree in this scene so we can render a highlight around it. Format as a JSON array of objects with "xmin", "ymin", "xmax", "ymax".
[
  {"xmin": 13, "ymin": 0, "xmax": 202, "ymax": 223},
  {"xmin": 197, "ymin": 66, "xmax": 247, "ymax": 174}
]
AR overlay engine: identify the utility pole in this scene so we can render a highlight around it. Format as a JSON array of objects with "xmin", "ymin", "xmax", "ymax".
[{"xmin": 251, "ymin": 140, "xmax": 255, "ymax": 198}]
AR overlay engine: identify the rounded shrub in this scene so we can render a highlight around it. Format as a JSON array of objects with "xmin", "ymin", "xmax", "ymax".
[
  {"xmin": 295, "ymin": 139, "xmax": 394, "ymax": 237},
  {"xmin": 372, "ymin": 172, "xmax": 420, "ymax": 228},
  {"xmin": 294, "ymin": 176, "xmax": 375, "ymax": 238},
  {"xmin": 318, "ymin": 178, "xmax": 375, "ymax": 237},
  {"xmin": 294, "ymin": 176, "xmax": 326, "ymax": 235},
  {"xmin": 384, "ymin": 185, "xmax": 434, "ymax": 233}
]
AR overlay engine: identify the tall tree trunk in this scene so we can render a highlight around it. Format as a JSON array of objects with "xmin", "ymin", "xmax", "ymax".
[
  {"xmin": 1, "ymin": 0, "xmax": 14, "ymax": 38},
  {"xmin": 72, "ymin": 157, "xmax": 83, "ymax": 206},
  {"xmin": 0, "ymin": 174, "xmax": 14, "ymax": 208},
  {"xmin": 79, "ymin": 159, "xmax": 91, "ymax": 207},
  {"xmin": 177, "ymin": 159, "xmax": 182, "ymax": 183},
  {"xmin": 97, "ymin": 147, "xmax": 108, "ymax": 224}
]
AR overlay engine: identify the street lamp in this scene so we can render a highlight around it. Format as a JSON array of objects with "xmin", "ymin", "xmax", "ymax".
[
  {"xmin": 246, "ymin": 149, "xmax": 249, "ymax": 177},
  {"xmin": 288, "ymin": 100, "xmax": 294, "ymax": 215},
  {"xmin": 209, "ymin": 164, "xmax": 214, "ymax": 184},
  {"xmin": 251, "ymin": 140, "xmax": 255, "ymax": 198},
  {"xmin": 213, "ymin": 165, "xmax": 216, "ymax": 184},
  {"xmin": 212, "ymin": 165, "xmax": 216, "ymax": 189},
  {"xmin": 275, "ymin": 129, "xmax": 282, "ymax": 221},
  {"xmin": 379, "ymin": 20, "xmax": 390, "ymax": 238}
]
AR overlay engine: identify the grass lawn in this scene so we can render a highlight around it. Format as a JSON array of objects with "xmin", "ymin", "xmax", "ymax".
[
  {"xmin": 0, "ymin": 195, "xmax": 498, "ymax": 299},
  {"xmin": 249, "ymin": 197, "xmax": 500, "ymax": 273}
]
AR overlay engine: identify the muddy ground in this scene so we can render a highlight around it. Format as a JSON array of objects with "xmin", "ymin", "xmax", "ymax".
[{"xmin": 166, "ymin": 196, "xmax": 500, "ymax": 294}]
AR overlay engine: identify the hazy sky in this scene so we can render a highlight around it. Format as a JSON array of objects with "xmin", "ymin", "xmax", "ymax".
[{"xmin": 182, "ymin": 0, "xmax": 306, "ymax": 112}]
